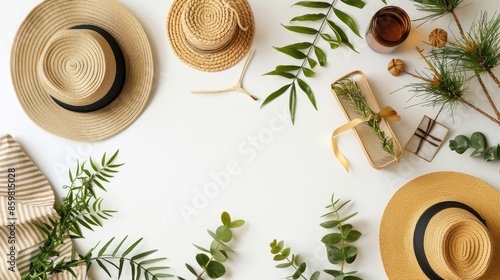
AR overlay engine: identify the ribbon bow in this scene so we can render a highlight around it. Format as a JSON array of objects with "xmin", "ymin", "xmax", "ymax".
[{"xmin": 331, "ymin": 106, "xmax": 401, "ymax": 172}]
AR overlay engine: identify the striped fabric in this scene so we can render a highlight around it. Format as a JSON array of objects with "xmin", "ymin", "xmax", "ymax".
[{"xmin": 0, "ymin": 134, "xmax": 89, "ymax": 279}]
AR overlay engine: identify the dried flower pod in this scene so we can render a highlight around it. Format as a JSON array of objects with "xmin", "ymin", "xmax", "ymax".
[
  {"xmin": 388, "ymin": 59, "xmax": 405, "ymax": 76},
  {"xmin": 429, "ymin": 28, "xmax": 448, "ymax": 48}
]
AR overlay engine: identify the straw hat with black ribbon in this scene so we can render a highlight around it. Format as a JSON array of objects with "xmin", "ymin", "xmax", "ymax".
[
  {"xmin": 167, "ymin": 0, "xmax": 255, "ymax": 72},
  {"xmin": 11, "ymin": 0, "xmax": 153, "ymax": 142},
  {"xmin": 380, "ymin": 172, "xmax": 500, "ymax": 280}
]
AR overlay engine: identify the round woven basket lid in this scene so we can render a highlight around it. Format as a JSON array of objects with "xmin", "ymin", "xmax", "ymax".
[
  {"xmin": 379, "ymin": 172, "xmax": 500, "ymax": 280},
  {"xmin": 11, "ymin": 0, "xmax": 153, "ymax": 142},
  {"xmin": 167, "ymin": 0, "xmax": 255, "ymax": 72}
]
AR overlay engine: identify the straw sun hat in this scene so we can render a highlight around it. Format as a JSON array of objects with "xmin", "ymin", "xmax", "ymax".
[
  {"xmin": 167, "ymin": 0, "xmax": 255, "ymax": 72},
  {"xmin": 11, "ymin": 0, "xmax": 153, "ymax": 142},
  {"xmin": 380, "ymin": 172, "xmax": 500, "ymax": 280}
]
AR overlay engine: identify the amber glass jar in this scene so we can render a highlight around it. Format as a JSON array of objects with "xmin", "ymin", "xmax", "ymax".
[{"xmin": 365, "ymin": 6, "xmax": 411, "ymax": 54}]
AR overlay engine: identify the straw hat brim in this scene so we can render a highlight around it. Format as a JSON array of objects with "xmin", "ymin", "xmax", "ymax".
[
  {"xmin": 11, "ymin": 0, "xmax": 153, "ymax": 142},
  {"xmin": 380, "ymin": 171, "xmax": 500, "ymax": 279},
  {"xmin": 167, "ymin": 0, "xmax": 254, "ymax": 72}
]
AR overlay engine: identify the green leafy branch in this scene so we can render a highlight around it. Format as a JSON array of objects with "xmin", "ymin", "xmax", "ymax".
[
  {"xmin": 332, "ymin": 78, "xmax": 396, "ymax": 157},
  {"xmin": 184, "ymin": 212, "xmax": 245, "ymax": 280},
  {"xmin": 261, "ymin": 0, "xmax": 368, "ymax": 124},
  {"xmin": 25, "ymin": 151, "xmax": 175, "ymax": 280},
  {"xmin": 320, "ymin": 194, "xmax": 362, "ymax": 280},
  {"xmin": 449, "ymin": 131, "xmax": 500, "ymax": 162},
  {"xmin": 270, "ymin": 239, "xmax": 320, "ymax": 280},
  {"xmin": 270, "ymin": 194, "xmax": 362, "ymax": 280}
]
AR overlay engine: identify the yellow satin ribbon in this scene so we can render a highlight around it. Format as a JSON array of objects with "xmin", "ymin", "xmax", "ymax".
[{"xmin": 331, "ymin": 106, "xmax": 401, "ymax": 172}]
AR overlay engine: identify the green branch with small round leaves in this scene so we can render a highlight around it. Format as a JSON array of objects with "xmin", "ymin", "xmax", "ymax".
[
  {"xmin": 183, "ymin": 212, "xmax": 245, "ymax": 280},
  {"xmin": 270, "ymin": 194, "xmax": 362, "ymax": 280}
]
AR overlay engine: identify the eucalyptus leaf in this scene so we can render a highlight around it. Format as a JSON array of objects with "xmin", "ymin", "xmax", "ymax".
[
  {"xmin": 311, "ymin": 271, "xmax": 321, "ymax": 280},
  {"xmin": 343, "ymin": 246, "xmax": 358, "ymax": 263},
  {"xmin": 215, "ymin": 225, "xmax": 232, "ymax": 242},
  {"xmin": 221, "ymin": 212, "xmax": 231, "ymax": 226},
  {"xmin": 345, "ymin": 230, "xmax": 362, "ymax": 243},
  {"xmin": 276, "ymin": 262, "xmax": 293, "ymax": 268},
  {"xmin": 326, "ymin": 245, "xmax": 343, "ymax": 264},
  {"xmin": 324, "ymin": 269, "xmax": 343, "ymax": 277},
  {"xmin": 449, "ymin": 135, "xmax": 471, "ymax": 154},
  {"xmin": 196, "ymin": 253, "xmax": 210, "ymax": 268},
  {"xmin": 229, "ymin": 219, "xmax": 245, "ymax": 228},
  {"xmin": 470, "ymin": 131, "xmax": 487, "ymax": 156},
  {"xmin": 334, "ymin": 8, "xmax": 361, "ymax": 37},
  {"xmin": 205, "ymin": 261, "xmax": 226, "ymax": 279},
  {"xmin": 321, "ymin": 233, "xmax": 343, "ymax": 245}
]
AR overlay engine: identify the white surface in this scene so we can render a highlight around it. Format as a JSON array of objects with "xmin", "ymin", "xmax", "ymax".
[{"xmin": 1, "ymin": 0, "xmax": 499, "ymax": 279}]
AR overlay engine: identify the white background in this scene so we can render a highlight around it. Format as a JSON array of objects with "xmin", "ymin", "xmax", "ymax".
[{"xmin": 1, "ymin": 0, "xmax": 499, "ymax": 279}]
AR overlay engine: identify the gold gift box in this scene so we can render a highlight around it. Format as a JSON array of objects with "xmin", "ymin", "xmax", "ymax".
[{"xmin": 331, "ymin": 70, "xmax": 403, "ymax": 169}]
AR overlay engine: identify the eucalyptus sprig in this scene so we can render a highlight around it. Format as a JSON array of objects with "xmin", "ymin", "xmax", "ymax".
[
  {"xmin": 184, "ymin": 212, "xmax": 245, "ymax": 280},
  {"xmin": 449, "ymin": 131, "xmax": 500, "ymax": 162},
  {"xmin": 270, "ymin": 240, "xmax": 320, "ymax": 280},
  {"xmin": 332, "ymin": 78, "xmax": 396, "ymax": 157},
  {"xmin": 25, "ymin": 151, "xmax": 175, "ymax": 279},
  {"xmin": 261, "ymin": 0, "xmax": 369, "ymax": 124},
  {"xmin": 320, "ymin": 194, "xmax": 362, "ymax": 280},
  {"xmin": 270, "ymin": 194, "xmax": 362, "ymax": 280}
]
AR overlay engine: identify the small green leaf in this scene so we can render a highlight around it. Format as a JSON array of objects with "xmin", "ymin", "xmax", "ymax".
[
  {"xmin": 344, "ymin": 276, "xmax": 363, "ymax": 280},
  {"xmin": 98, "ymin": 237, "xmax": 115, "ymax": 256},
  {"xmin": 229, "ymin": 219, "xmax": 245, "ymax": 228},
  {"xmin": 291, "ymin": 13, "xmax": 326, "ymax": 22},
  {"xmin": 185, "ymin": 263, "xmax": 198, "ymax": 276},
  {"xmin": 293, "ymin": 1, "xmax": 331, "ymax": 8},
  {"xmin": 324, "ymin": 269, "xmax": 343, "ymax": 277},
  {"xmin": 264, "ymin": 70, "xmax": 296, "ymax": 79},
  {"xmin": 321, "ymin": 219, "xmax": 341, "ymax": 229},
  {"xmin": 334, "ymin": 8, "xmax": 361, "ymax": 37},
  {"xmin": 311, "ymin": 271, "xmax": 321, "ymax": 280},
  {"xmin": 274, "ymin": 46, "xmax": 307, "ymax": 59},
  {"xmin": 327, "ymin": 20, "xmax": 357, "ymax": 52},
  {"xmin": 216, "ymin": 225, "xmax": 232, "ymax": 242},
  {"xmin": 273, "ymin": 254, "xmax": 287, "ymax": 261},
  {"xmin": 276, "ymin": 65, "xmax": 302, "ymax": 72},
  {"xmin": 285, "ymin": 42, "xmax": 314, "ymax": 50},
  {"xmin": 282, "ymin": 24, "xmax": 319, "ymax": 35},
  {"xmin": 290, "ymin": 82, "xmax": 297, "ymax": 124},
  {"xmin": 314, "ymin": 46, "xmax": 327, "ymax": 66},
  {"xmin": 302, "ymin": 67, "xmax": 315, "ymax": 77},
  {"xmin": 96, "ymin": 259, "xmax": 112, "ymax": 277},
  {"xmin": 321, "ymin": 233, "xmax": 343, "ymax": 245},
  {"xmin": 341, "ymin": 0, "xmax": 365, "ymax": 9},
  {"xmin": 261, "ymin": 84, "xmax": 292, "ymax": 108},
  {"xmin": 308, "ymin": 58, "xmax": 318, "ymax": 68},
  {"xmin": 344, "ymin": 246, "xmax": 358, "ymax": 263},
  {"xmin": 205, "ymin": 261, "xmax": 226, "ymax": 278},
  {"xmin": 470, "ymin": 131, "xmax": 487, "ymax": 157},
  {"xmin": 282, "ymin": 247, "xmax": 291, "ymax": 258},
  {"xmin": 221, "ymin": 212, "xmax": 231, "ymax": 226},
  {"xmin": 196, "ymin": 253, "xmax": 210, "ymax": 268},
  {"xmin": 326, "ymin": 246, "xmax": 343, "ymax": 264},
  {"xmin": 122, "ymin": 238, "xmax": 143, "ymax": 257},
  {"xmin": 276, "ymin": 262, "xmax": 293, "ymax": 268},
  {"xmin": 449, "ymin": 135, "xmax": 471, "ymax": 154},
  {"xmin": 345, "ymin": 230, "xmax": 362, "ymax": 242},
  {"xmin": 297, "ymin": 78, "xmax": 317, "ymax": 110},
  {"xmin": 211, "ymin": 248, "xmax": 228, "ymax": 262},
  {"xmin": 320, "ymin": 33, "xmax": 341, "ymax": 49},
  {"xmin": 131, "ymin": 249, "xmax": 157, "ymax": 261}
]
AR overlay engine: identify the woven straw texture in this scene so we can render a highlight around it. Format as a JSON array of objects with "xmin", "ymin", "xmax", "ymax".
[
  {"xmin": 380, "ymin": 172, "xmax": 500, "ymax": 280},
  {"xmin": 11, "ymin": 0, "xmax": 153, "ymax": 142},
  {"xmin": 167, "ymin": 0, "xmax": 254, "ymax": 72},
  {"xmin": 0, "ymin": 134, "xmax": 89, "ymax": 279}
]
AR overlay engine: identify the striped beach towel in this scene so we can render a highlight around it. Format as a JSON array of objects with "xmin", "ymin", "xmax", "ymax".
[{"xmin": 0, "ymin": 134, "xmax": 88, "ymax": 279}]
